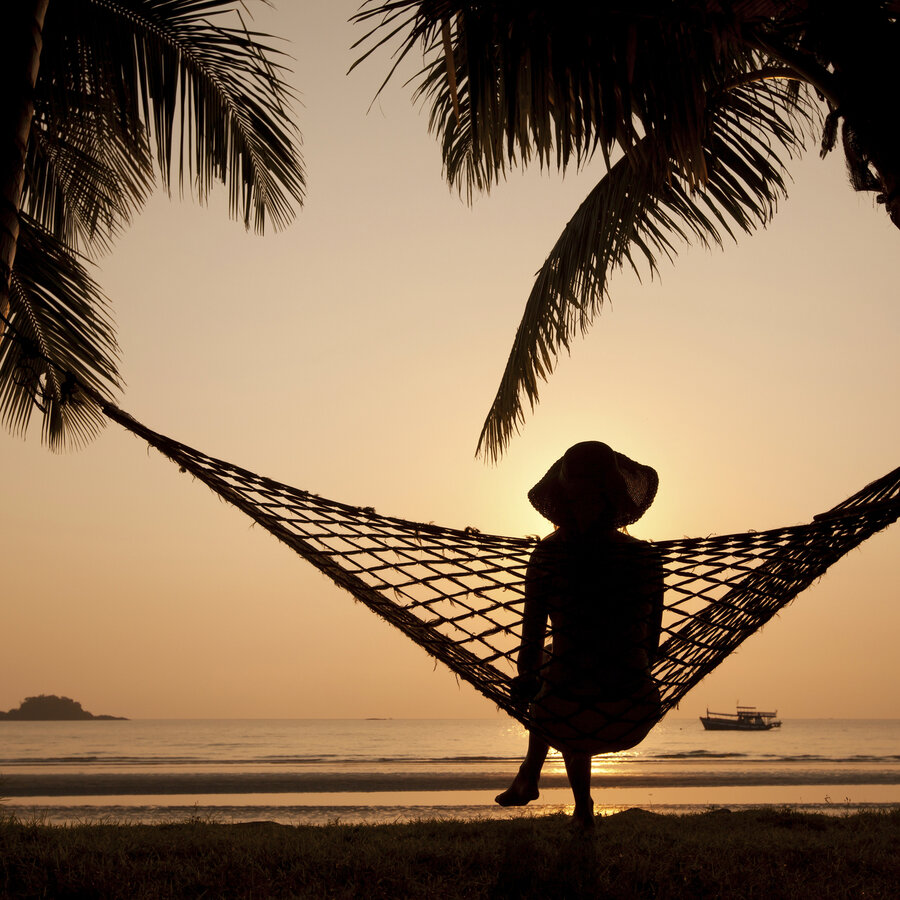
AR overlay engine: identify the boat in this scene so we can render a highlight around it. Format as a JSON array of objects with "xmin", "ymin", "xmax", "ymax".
[{"xmin": 699, "ymin": 706, "xmax": 782, "ymax": 731}]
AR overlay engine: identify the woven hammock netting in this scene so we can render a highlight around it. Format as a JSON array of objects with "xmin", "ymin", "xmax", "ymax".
[{"xmin": 102, "ymin": 401, "xmax": 900, "ymax": 750}]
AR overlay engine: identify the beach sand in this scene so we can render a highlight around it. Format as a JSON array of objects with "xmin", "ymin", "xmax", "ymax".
[{"xmin": 6, "ymin": 767, "xmax": 900, "ymax": 827}]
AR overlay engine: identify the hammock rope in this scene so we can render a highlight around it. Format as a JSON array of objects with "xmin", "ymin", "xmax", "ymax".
[{"xmin": 99, "ymin": 399, "xmax": 900, "ymax": 737}]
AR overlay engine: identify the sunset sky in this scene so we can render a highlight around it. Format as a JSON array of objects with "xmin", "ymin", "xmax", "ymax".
[{"xmin": 2, "ymin": 1, "xmax": 898, "ymax": 721}]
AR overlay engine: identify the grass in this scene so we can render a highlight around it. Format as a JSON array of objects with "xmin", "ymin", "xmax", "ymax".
[{"xmin": 1, "ymin": 808, "xmax": 899, "ymax": 898}]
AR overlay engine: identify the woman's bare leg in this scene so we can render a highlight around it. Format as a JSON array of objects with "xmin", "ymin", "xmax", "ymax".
[
  {"xmin": 563, "ymin": 751, "xmax": 594, "ymax": 826},
  {"xmin": 495, "ymin": 731, "xmax": 549, "ymax": 806}
]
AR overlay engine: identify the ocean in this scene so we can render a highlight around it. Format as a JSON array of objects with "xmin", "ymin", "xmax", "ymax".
[{"xmin": 2, "ymin": 717, "xmax": 899, "ymax": 825}]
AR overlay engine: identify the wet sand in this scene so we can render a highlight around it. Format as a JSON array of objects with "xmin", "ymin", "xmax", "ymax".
[{"xmin": 5, "ymin": 765, "xmax": 900, "ymax": 796}]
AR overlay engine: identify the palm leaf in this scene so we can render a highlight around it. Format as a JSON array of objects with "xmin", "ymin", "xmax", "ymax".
[
  {"xmin": 1, "ymin": 216, "xmax": 121, "ymax": 450},
  {"xmin": 1, "ymin": 0, "xmax": 305, "ymax": 449},
  {"xmin": 476, "ymin": 79, "xmax": 811, "ymax": 461},
  {"xmin": 40, "ymin": 0, "xmax": 305, "ymax": 234},
  {"xmin": 355, "ymin": 5, "xmax": 827, "ymax": 459},
  {"xmin": 24, "ymin": 97, "xmax": 155, "ymax": 256},
  {"xmin": 355, "ymin": 2, "xmax": 763, "ymax": 198}
]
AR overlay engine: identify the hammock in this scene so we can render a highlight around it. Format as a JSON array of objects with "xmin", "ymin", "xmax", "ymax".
[{"xmin": 100, "ymin": 400, "xmax": 899, "ymax": 740}]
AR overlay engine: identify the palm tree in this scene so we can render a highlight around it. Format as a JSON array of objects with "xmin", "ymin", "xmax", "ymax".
[
  {"xmin": 354, "ymin": 1, "xmax": 899, "ymax": 460},
  {"xmin": 0, "ymin": 0, "xmax": 304, "ymax": 448}
]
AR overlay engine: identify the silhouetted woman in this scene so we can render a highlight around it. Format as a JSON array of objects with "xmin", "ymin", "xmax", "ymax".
[{"xmin": 496, "ymin": 441, "xmax": 664, "ymax": 826}]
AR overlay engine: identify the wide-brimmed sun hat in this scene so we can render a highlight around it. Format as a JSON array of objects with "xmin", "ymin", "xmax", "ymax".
[{"xmin": 528, "ymin": 441, "xmax": 658, "ymax": 528}]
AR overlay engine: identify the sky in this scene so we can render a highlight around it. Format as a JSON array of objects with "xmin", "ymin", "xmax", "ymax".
[{"xmin": 1, "ymin": 2, "xmax": 898, "ymax": 720}]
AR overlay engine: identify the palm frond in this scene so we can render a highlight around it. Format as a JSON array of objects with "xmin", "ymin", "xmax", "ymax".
[
  {"xmin": 476, "ymin": 79, "xmax": 811, "ymax": 461},
  {"xmin": 24, "ymin": 99, "xmax": 155, "ymax": 256},
  {"xmin": 1, "ymin": 216, "xmax": 121, "ymax": 450},
  {"xmin": 355, "ymin": 2, "xmax": 762, "ymax": 199},
  {"xmin": 40, "ymin": 0, "xmax": 305, "ymax": 234}
]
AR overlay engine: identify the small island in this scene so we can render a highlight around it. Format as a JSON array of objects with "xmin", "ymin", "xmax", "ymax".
[{"xmin": 0, "ymin": 694, "xmax": 127, "ymax": 721}]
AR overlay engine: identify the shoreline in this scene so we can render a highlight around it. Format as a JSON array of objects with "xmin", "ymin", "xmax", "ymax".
[
  {"xmin": 4, "ymin": 767, "xmax": 900, "ymax": 796},
  {"xmin": 6, "ymin": 781, "xmax": 900, "ymax": 828}
]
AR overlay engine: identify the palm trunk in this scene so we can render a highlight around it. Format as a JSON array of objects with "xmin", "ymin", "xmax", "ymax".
[
  {"xmin": 819, "ymin": 2, "xmax": 900, "ymax": 231},
  {"xmin": 746, "ymin": 2, "xmax": 900, "ymax": 232},
  {"xmin": 837, "ymin": 74, "xmax": 900, "ymax": 231},
  {"xmin": 0, "ymin": 0, "xmax": 50, "ymax": 339}
]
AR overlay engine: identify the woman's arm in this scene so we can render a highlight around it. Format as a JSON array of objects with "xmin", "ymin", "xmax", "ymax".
[
  {"xmin": 643, "ymin": 548, "xmax": 665, "ymax": 665},
  {"xmin": 509, "ymin": 552, "xmax": 550, "ymax": 712},
  {"xmin": 517, "ymin": 545, "xmax": 551, "ymax": 678}
]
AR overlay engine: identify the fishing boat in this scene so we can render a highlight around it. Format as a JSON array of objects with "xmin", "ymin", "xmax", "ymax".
[{"xmin": 700, "ymin": 706, "xmax": 782, "ymax": 731}]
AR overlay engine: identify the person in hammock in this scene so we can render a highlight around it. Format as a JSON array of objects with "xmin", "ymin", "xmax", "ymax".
[{"xmin": 496, "ymin": 441, "xmax": 664, "ymax": 826}]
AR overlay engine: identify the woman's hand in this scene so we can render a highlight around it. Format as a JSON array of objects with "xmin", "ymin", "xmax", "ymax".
[{"xmin": 509, "ymin": 673, "xmax": 541, "ymax": 712}]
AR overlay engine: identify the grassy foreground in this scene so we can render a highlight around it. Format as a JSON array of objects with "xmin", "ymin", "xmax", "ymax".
[{"xmin": 1, "ymin": 808, "xmax": 899, "ymax": 899}]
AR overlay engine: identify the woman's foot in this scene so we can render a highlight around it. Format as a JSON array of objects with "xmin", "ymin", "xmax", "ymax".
[
  {"xmin": 571, "ymin": 801, "xmax": 595, "ymax": 829},
  {"xmin": 494, "ymin": 777, "xmax": 540, "ymax": 807}
]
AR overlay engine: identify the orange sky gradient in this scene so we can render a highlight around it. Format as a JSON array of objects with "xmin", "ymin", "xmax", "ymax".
[{"xmin": 1, "ymin": 2, "xmax": 898, "ymax": 720}]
